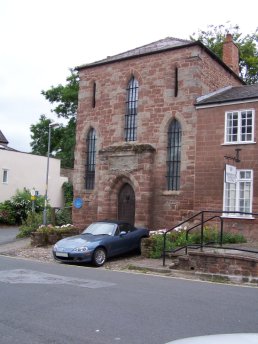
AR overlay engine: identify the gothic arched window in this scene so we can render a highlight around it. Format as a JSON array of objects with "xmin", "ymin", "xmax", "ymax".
[
  {"xmin": 167, "ymin": 119, "xmax": 182, "ymax": 190},
  {"xmin": 85, "ymin": 128, "xmax": 96, "ymax": 189},
  {"xmin": 125, "ymin": 76, "xmax": 138, "ymax": 141}
]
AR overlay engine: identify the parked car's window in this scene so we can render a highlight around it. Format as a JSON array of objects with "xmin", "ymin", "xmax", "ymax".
[
  {"xmin": 119, "ymin": 223, "xmax": 135, "ymax": 233},
  {"xmin": 83, "ymin": 222, "xmax": 116, "ymax": 236}
]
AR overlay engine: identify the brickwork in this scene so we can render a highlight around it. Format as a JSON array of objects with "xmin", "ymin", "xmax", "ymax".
[
  {"xmin": 222, "ymin": 34, "xmax": 240, "ymax": 74},
  {"xmin": 73, "ymin": 41, "xmax": 243, "ymax": 231},
  {"xmin": 195, "ymin": 101, "xmax": 258, "ymax": 239},
  {"xmin": 177, "ymin": 251, "xmax": 258, "ymax": 282}
]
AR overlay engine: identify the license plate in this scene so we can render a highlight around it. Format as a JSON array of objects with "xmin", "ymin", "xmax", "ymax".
[{"xmin": 56, "ymin": 252, "xmax": 68, "ymax": 257}]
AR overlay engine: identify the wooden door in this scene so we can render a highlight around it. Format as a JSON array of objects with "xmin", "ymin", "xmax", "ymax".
[{"xmin": 118, "ymin": 183, "xmax": 135, "ymax": 225}]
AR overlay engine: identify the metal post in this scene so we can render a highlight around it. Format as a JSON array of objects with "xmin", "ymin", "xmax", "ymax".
[
  {"xmin": 43, "ymin": 123, "xmax": 59, "ymax": 225},
  {"xmin": 200, "ymin": 211, "xmax": 204, "ymax": 251},
  {"xmin": 162, "ymin": 233, "xmax": 166, "ymax": 266}
]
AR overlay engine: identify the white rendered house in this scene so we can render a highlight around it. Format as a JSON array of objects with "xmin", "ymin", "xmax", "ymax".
[{"xmin": 0, "ymin": 132, "xmax": 67, "ymax": 208}]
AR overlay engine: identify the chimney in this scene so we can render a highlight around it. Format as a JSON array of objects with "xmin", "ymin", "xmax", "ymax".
[{"xmin": 222, "ymin": 33, "xmax": 239, "ymax": 75}]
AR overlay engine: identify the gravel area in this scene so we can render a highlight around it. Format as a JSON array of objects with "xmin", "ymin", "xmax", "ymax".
[{"xmin": 0, "ymin": 239, "xmax": 164, "ymax": 272}]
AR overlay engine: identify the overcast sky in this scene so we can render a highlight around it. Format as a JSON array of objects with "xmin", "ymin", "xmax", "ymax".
[{"xmin": 1, "ymin": 0, "xmax": 258, "ymax": 152}]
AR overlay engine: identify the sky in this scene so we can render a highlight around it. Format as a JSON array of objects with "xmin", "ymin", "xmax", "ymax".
[{"xmin": 1, "ymin": 0, "xmax": 258, "ymax": 152}]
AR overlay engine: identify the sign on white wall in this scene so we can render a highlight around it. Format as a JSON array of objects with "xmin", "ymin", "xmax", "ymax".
[{"xmin": 225, "ymin": 164, "xmax": 237, "ymax": 183}]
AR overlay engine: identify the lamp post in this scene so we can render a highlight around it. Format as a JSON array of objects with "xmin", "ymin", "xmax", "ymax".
[{"xmin": 43, "ymin": 122, "xmax": 59, "ymax": 225}]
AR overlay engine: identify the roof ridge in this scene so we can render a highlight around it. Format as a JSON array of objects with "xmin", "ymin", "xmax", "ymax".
[{"xmin": 77, "ymin": 36, "xmax": 192, "ymax": 69}]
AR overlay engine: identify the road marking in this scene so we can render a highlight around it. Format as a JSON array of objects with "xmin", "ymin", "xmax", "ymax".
[{"xmin": 0, "ymin": 269, "xmax": 115, "ymax": 288}]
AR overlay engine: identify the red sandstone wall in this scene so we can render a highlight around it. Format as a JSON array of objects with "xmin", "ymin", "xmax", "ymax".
[{"xmin": 73, "ymin": 44, "xmax": 243, "ymax": 230}]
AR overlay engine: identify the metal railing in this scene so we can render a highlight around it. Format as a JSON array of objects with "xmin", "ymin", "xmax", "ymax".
[{"xmin": 162, "ymin": 210, "xmax": 258, "ymax": 266}]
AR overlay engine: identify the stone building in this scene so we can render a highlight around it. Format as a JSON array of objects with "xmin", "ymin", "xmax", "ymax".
[{"xmin": 73, "ymin": 35, "xmax": 247, "ymax": 232}]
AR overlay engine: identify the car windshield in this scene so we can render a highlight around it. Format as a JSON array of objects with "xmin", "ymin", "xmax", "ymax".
[{"xmin": 82, "ymin": 222, "xmax": 117, "ymax": 236}]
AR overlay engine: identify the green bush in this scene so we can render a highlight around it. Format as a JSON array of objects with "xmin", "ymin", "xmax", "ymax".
[
  {"xmin": 0, "ymin": 201, "xmax": 16, "ymax": 225},
  {"xmin": 0, "ymin": 188, "xmax": 45, "ymax": 225},
  {"xmin": 149, "ymin": 226, "xmax": 247, "ymax": 258},
  {"xmin": 55, "ymin": 208, "xmax": 72, "ymax": 226},
  {"xmin": 17, "ymin": 212, "xmax": 44, "ymax": 238},
  {"xmin": 62, "ymin": 182, "xmax": 73, "ymax": 206},
  {"xmin": 11, "ymin": 188, "xmax": 45, "ymax": 224}
]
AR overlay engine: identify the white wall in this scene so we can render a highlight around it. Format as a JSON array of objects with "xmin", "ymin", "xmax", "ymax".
[{"xmin": 0, "ymin": 150, "xmax": 67, "ymax": 208}]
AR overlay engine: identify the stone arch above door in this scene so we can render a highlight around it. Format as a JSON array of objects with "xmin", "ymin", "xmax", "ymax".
[{"xmin": 117, "ymin": 183, "xmax": 135, "ymax": 225}]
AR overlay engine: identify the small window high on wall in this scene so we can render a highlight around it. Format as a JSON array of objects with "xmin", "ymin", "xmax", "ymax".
[
  {"xmin": 167, "ymin": 119, "xmax": 182, "ymax": 190},
  {"xmin": 2, "ymin": 169, "xmax": 8, "ymax": 183},
  {"xmin": 125, "ymin": 76, "xmax": 138, "ymax": 141},
  {"xmin": 85, "ymin": 129, "xmax": 96, "ymax": 190}
]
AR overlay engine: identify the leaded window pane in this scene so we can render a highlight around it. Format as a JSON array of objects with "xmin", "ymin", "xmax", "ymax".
[
  {"xmin": 167, "ymin": 119, "xmax": 182, "ymax": 190},
  {"xmin": 125, "ymin": 77, "xmax": 138, "ymax": 141},
  {"xmin": 85, "ymin": 129, "xmax": 96, "ymax": 189}
]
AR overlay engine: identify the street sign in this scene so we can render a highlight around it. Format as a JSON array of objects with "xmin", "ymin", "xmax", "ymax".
[{"xmin": 225, "ymin": 164, "xmax": 237, "ymax": 183}]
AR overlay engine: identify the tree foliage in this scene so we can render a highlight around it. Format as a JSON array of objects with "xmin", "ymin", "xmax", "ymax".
[
  {"xmin": 41, "ymin": 68, "xmax": 79, "ymax": 119},
  {"xmin": 30, "ymin": 69, "xmax": 78, "ymax": 168},
  {"xmin": 190, "ymin": 24, "xmax": 258, "ymax": 84}
]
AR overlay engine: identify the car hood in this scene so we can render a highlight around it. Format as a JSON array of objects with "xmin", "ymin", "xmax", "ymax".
[{"xmin": 56, "ymin": 234, "xmax": 106, "ymax": 248}]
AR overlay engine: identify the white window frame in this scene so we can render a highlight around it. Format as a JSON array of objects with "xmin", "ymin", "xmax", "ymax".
[
  {"xmin": 224, "ymin": 109, "xmax": 255, "ymax": 144},
  {"xmin": 2, "ymin": 169, "xmax": 8, "ymax": 184},
  {"xmin": 223, "ymin": 169, "xmax": 253, "ymax": 218}
]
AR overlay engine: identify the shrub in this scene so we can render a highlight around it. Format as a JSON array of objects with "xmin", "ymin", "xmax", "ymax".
[
  {"xmin": 149, "ymin": 226, "xmax": 247, "ymax": 258},
  {"xmin": 0, "ymin": 188, "xmax": 46, "ymax": 225},
  {"xmin": 55, "ymin": 207, "xmax": 72, "ymax": 226},
  {"xmin": 11, "ymin": 188, "xmax": 45, "ymax": 224},
  {"xmin": 36, "ymin": 224, "xmax": 78, "ymax": 235},
  {"xmin": 17, "ymin": 212, "xmax": 44, "ymax": 238},
  {"xmin": 62, "ymin": 182, "xmax": 73, "ymax": 206},
  {"xmin": 0, "ymin": 201, "xmax": 16, "ymax": 225}
]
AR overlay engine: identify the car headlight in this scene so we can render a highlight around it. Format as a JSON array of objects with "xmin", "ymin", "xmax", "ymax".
[
  {"xmin": 72, "ymin": 246, "xmax": 89, "ymax": 252},
  {"xmin": 53, "ymin": 244, "xmax": 58, "ymax": 251}
]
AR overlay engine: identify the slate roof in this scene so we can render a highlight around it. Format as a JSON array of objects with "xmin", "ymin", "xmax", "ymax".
[
  {"xmin": 76, "ymin": 36, "xmax": 244, "ymax": 84},
  {"xmin": 0, "ymin": 130, "xmax": 19, "ymax": 151},
  {"xmin": 196, "ymin": 84, "xmax": 258, "ymax": 107},
  {"xmin": 77, "ymin": 37, "xmax": 192, "ymax": 69},
  {"xmin": 0, "ymin": 130, "xmax": 8, "ymax": 145},
  {"xmin": 76, "ymin": 37, "xmax": 193, "ymax": 69}
]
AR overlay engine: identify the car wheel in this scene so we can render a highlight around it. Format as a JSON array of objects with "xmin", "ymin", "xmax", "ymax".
[{"xmin": 93, "ymin": 247, "xmax": 107, "ymax": 267}]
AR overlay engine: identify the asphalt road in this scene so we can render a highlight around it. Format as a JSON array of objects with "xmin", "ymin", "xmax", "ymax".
[{"xmin": 0, "ymin": 255, "xmax": 257, "ymax": 344}]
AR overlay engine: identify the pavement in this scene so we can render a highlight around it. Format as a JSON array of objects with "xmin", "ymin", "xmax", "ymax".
[{"xmin": 0, "ymin": 226, "xmax": 257, "ymax": 286}]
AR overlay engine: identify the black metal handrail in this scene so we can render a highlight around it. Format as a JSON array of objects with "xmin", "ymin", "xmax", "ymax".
[{"xmin": 162, "ymin": 210, "xmax": 258, "ymax": 266}]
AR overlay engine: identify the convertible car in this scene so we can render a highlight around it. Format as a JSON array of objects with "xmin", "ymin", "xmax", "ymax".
[{"xmin": 52, "ymin": 220, "xmax": 149, "ymax": 266}]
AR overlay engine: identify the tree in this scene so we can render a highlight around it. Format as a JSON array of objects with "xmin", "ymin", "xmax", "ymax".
[
  {"xmin": 190, "ymin": 24, "xmax": 258, "ymax": 84},
  {"xmin": 30, "ymin": 69, "xmax": 79, "ymax": 168},
  {"xmin": 41, "ymin": 68, "xmax": 79, "ymax": 119}
]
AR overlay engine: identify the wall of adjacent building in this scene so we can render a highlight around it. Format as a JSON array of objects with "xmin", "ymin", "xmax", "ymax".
[
  {"xmin": 0, "ymin": 150, "xmax": 67, "ymax": 208},
  {"xmin": 195, "ymin": 100, "xmax": 258, "ymax": 239}
]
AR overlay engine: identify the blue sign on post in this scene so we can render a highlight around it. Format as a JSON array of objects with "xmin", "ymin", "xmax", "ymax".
[{"xmin": 73, "ymin": 197, "xmax": 83, "ymax": 209}]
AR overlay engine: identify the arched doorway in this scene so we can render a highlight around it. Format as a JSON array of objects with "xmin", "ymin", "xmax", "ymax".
[{"xmin": 118, "ymin": 183, "xmax": 135, "ymax": 225}]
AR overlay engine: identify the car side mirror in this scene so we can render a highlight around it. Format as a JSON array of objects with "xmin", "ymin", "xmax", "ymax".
[{"xmin": 120, "ymin": 231, "xmax": 127, "ymax": 236}]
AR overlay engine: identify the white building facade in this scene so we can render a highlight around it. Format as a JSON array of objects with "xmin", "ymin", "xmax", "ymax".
[{"xmin": 0, "ymin": 149, "xmax": 67, "ymax": 208}]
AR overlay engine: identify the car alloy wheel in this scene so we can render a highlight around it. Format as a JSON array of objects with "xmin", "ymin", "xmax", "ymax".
[{"xmin": 93, "ymin": 247, "xmax": 107, "ymax": 266}]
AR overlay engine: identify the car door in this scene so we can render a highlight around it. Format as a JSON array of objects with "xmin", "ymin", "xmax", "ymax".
[{"xmin": 117, "ymin": 223, "xmax": 138, "ymax": 253}]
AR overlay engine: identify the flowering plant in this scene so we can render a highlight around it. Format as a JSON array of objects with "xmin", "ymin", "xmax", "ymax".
[{"xmin": 36, "ymin": 224, "xmax": 79, "ymax": 234}]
